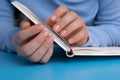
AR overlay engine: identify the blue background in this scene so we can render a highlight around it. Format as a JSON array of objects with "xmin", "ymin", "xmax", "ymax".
[{"xmin": 0, "ymin": 50, "xmax": 120, "ymax": 80}]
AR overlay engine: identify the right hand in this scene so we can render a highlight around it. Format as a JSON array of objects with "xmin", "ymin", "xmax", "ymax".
[{"xmin": 12, "ymin": 20, "xmax": 54, "ymax": 63}]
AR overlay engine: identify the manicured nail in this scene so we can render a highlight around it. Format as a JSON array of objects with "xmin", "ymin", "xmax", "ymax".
[
  {"xmin": 68, "ymin": 38, "xmax": 74, "ymax": 44},
  {"xmin": 51, "ymin": 15, "xmax": 57, "ymax": 21},
  {"xmin": 61, "ymin": 30, "xmax": 67, "ymax": 37},
  {"xmin": 54, "ymin": 25, "xmax": 60, "ymax": 32}
]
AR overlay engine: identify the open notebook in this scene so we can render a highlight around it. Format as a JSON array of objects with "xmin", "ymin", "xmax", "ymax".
[{"xmin": 11, "ymin": 1, "xmax": 120, "ymax": 57}]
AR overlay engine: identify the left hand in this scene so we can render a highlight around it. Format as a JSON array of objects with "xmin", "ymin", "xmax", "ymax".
[
  {"xmin": 12, "ymin": 20, "xmax": 54, "ymax": 63},
  {"xmin": 46, "ymin": 5, "xmax": 88, "ymax": 45}
]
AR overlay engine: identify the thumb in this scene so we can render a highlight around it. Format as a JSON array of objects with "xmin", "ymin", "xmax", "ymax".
[
  {"xmin": 46, "ymin": 17, "xmax": 56, "ymax": 27},
  {"xmin": 20, "ymin": 20, "xmax": 31, "ymax": 30}
]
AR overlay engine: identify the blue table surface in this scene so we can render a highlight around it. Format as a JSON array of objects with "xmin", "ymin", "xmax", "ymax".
[{"xmin": 0, "ymin": 51, "xmax": 120, "ymax": 80}]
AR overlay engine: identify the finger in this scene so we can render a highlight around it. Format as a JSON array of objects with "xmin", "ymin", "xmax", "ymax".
[
  {"xmin": 15, "ymin": 23, "xmax": 43, "ymax": 45},
  {"xmin": 76, "ymin": 35, "xmax": 88, "ymax": 45},
  {"xmin": 20, "ymin": 20, "xmax": 31, "ymax": 30},
  {"xmin": 39, "ymin": 44, "xmax": 54, "ymax": 63},
  {"xmin": 46, "ymin": 18, "xmax": 56, "ymax": 27},
  {"xmin": 68, "ymin": 28, "xmax": 88, "ymax": 44},
  {"xmin": 53, "ymin": 11, "xmax": 79, "ymax": 32},
  {"xmin": 50, "ymin": 5, "xmax": 69, "ymax": 22},
  {"xmin": 60, "ymin": 17, "xmax": 82, "ymax": 37},
  {"xmin": 21, "ymin": 30, "xmax": 49, "ymax": 57},
  {"xmin": 27, "ymin": 36, "xmax": 54, "ymax": 62}
]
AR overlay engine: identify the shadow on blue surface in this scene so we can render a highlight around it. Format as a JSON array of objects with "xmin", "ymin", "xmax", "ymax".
[
  {"xmin": 1, "ymin": 44, "xmax": 120, "ymax": 66},
  {"xmin": 1, "ymin": 50, "xmax": 120, "ymax": 66},
  {"xmin": 1, "ymin": 45, "xmax": 120, "ymax": 66}
]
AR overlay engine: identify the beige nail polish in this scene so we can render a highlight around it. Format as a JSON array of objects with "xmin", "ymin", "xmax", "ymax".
[
  {"xmin": 61, "ymin": 30, "xmax": 67, "ymax": 37},
  {"xmin": 68, "ymin": 38, "xmax": 74, "ymax": 44}
]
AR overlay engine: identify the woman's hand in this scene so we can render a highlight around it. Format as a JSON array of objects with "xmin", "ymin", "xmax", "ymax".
[
  {"xmin": 12, "ymin": 20, "xmax": 54, "ymax": 63},
  {"xmin": 46, "ymin": 6, "xmax": 88, "ymax": 45}
]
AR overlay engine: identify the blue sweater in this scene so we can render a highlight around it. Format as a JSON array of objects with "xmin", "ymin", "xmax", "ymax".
[{"xmin": 0, "ymin": 0, "xmax": 120, "ymax": 52}]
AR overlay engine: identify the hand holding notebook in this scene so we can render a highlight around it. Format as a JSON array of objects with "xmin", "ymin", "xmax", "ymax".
[{"xmin": 11, "ymin": 1, "xmax": 120, "ymax": 57}]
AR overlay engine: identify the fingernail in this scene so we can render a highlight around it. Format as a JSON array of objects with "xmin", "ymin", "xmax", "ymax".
[
  {"xmin": 54, "ymin": 25, "xmax": 60, "ymax": 32},
  {"xmin": 47, "ymin": 36, "xmax": 54, "ymax": 43},
  {"xmin": 44, "ymin": 31, "xmax": 49, "ymax": 37},
  {"xmin": 61, "ymin": 30, "xmax": 67, "ymax": 37},
  {"xmin": 68, "ymin": 38, "xmax": 74, "ymax": 44},
  {"xmin": 51, "ymin": 15, "xmax": 57, "ymax": 21}
]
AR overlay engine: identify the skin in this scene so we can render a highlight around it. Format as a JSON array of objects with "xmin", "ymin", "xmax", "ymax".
[{"xmin": 12, "ymin": 5, "xmax": 88, "ymax": 63}]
